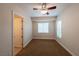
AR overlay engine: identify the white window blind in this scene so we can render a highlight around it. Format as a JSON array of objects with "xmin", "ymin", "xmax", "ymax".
[
  {"xmin": 38, "ymin": 23, "xmax": 49, "ymax": 33},
  {"xmin": 57, "ymin": 20, "xmax": 62, "ymax": 38}
]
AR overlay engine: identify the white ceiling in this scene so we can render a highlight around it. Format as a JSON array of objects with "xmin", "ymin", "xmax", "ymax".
[{"xmin": 15, "ymin": 3, "xmax": 71, "ymax": 17}]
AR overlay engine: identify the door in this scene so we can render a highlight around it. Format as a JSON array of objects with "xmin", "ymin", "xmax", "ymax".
[{"xmin": 13, "ymin": 15, "xmax": 23, "ymax": 55}]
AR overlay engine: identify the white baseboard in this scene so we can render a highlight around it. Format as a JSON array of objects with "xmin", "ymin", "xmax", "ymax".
[
  {"xmin": 33, "ymin": 37, "xmax": 56, "ymax": 40},
  {"xmin": 23, "ymin": 39, "xmax": 32, "ymax": 48},
  {"xmin": 56, "ymin": 39, "xmax": 76, "ymax": 56}
]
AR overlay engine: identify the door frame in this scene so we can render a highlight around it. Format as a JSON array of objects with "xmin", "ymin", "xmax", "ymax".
[{"xmin": 12, "ymin": 11, "xmax": 24, "ymax": 56}]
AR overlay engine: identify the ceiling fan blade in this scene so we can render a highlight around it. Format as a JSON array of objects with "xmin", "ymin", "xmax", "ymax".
[
  {"xmin": 33, "ymin": 8, "xmax": 38, "ymax": 10},
  {"xmin": 46, "ymin": 12, "xmax": 49, "ymax": 15},
  {"xmin": 48, "ymin": 6, "xmax": 56, "ymax": 10}
]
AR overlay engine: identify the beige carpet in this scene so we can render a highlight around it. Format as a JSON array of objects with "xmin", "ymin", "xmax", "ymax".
[{"xmin": 17, "ymin": 39, "xmax": 71, "ymax": 56}]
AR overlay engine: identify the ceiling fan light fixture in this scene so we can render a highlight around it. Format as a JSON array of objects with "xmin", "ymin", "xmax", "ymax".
[{"xmin": 40, "ymin": 10, "xmax": 48, "ymax": 14}]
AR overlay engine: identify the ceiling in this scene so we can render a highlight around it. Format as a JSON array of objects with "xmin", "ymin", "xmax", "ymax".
[{"xmin": 15, "ymin": 3, "xmax": 71, "ymax": 17}]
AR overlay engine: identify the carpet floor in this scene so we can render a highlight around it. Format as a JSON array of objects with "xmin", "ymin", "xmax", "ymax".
[{"xmin": 17, "ymin": 39, "xmax": 71, "ymax": 56}]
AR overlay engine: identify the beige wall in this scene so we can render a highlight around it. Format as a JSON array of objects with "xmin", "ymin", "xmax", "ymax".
[
  {"xmin": 0, "ymin": 4, "xmax": 32, "ymax": 56},
  {"xmin": 56, "ymin": 4, "xmax": 79, "ymax": 55},
  {"xmin": 32, "ymin": 17, "xmax": 56, "ymax": 39}
]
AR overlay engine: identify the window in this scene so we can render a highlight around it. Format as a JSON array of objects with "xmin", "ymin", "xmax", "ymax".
[
  {"xmin": 57, "ymin": 20, "xmax": 62, "ymax": 38},
  {"xmin": 38, "ymin": 23, "xmax": 49, "ymax": 33}
]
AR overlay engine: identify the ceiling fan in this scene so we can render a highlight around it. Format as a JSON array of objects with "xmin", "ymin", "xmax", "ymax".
[{"xmin": 33, "ymin": 3, "xmax": 56, "ymax": 15}]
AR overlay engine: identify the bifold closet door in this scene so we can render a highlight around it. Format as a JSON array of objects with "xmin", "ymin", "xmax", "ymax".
[{"xmin": 13, "ymin": 15, "xmax": 23, "ymax": 55}]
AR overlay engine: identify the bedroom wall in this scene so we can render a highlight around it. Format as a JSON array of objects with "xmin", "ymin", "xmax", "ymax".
[
  {"xmin": 56, "ymin": 4, "xmax": 79, "ymax": 55},
  {"xmin": 32, "ymin": 17, "xmax": 56, "ymax": 39},
  {"xmin": 0, "ymin": 4, "xmax": 32, "ymax": 56}
]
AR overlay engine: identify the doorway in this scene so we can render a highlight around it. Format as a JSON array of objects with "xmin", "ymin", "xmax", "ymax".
[{"xmin": 13, "ymin": 14, "xmax": 23, "ymax": 55}]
